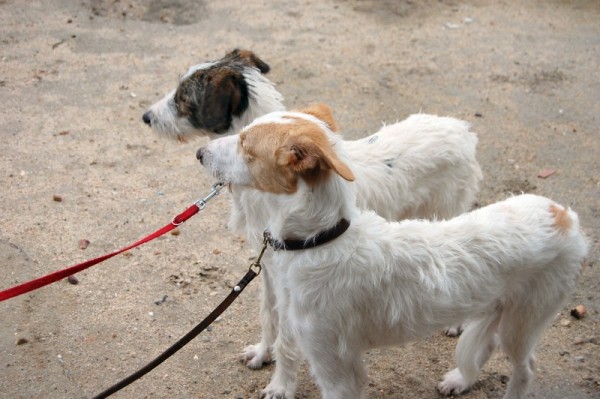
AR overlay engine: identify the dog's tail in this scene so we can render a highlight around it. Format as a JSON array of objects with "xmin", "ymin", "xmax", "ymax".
[{"xmin": 549, "ymin": 203, "xmax": 577, "ymax": 235}]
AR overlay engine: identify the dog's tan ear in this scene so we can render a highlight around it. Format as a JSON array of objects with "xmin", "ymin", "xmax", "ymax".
[
  {"xmin": 277, "ymin": 130, "xmax": 355, "ymax": 181},
  {"xmin": 301, "ymin": 103, "xmax": 339, "ymax": 132}
]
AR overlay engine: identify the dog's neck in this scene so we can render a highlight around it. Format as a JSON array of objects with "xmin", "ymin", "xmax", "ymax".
[
  {"xmin": 226, "ymin": 68, "xmax": 285, "ymax": 137},
  {"xmin": 262, "ymin": 171, "xmax": 358, "ymax": 244}
]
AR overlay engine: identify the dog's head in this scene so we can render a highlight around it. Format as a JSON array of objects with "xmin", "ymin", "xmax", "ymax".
[
  {"xmin": 142, "ymin": 49, "xmax": 281, "ymax": 141},
  {"xmin": 197, "ymin": 103, "xmax": 355, "ymax": 194}
]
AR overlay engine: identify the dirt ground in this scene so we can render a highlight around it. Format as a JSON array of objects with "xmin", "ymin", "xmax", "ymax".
[{"xmin": 0, "ymin": 1, "xmax": 598, "ymax": 398}]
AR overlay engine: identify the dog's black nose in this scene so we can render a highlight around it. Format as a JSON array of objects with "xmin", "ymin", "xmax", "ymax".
[
  {"xmin": 142, "ymin": 111, "xmax": 152, "ymax": 126},
  {"xmin": 196, "ymin": 147, "xmax": 205, "ymax": 164}
]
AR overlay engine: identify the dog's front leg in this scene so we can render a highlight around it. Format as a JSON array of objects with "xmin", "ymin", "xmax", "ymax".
[
  {"xmin": 260, "ymin": 289, "xmax": 300, "ymax": 399},
  {"xmin": 243, "ymin": 264, "xmax": 279, "ymax": 369}
]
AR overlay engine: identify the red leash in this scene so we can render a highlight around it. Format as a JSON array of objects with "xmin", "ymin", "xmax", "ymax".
[{"xmin": 0, "ymin": 183, "xmax": 224, "ymax": 302}]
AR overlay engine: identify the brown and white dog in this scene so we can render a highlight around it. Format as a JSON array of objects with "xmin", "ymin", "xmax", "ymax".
[
  {"xmin": 142, "ymin": 49, "xmax": 284, "ymax": 140},
  {"xmin": 143, "ymin": 50, "xmax": 482, "ymax": 370},
  {"xmin": 197, "ymin": 105, "xmax": 588, "ymax": 399}
]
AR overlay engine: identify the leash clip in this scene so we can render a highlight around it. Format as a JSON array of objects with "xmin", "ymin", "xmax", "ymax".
[
  {"xmin": 247, "ymin": 232, "xmax": 270, "ymax": 276},
  {"xmin": 195, "ymin": 182, "xmax": 225, "ymax": 210},
  {"xmin": 172, "ymin": 182, "xmax": 225, "ymax": 226}
]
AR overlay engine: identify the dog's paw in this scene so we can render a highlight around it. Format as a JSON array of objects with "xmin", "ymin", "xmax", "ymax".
[
  {"xmin": 438, "ymin": 368, "xmax": 470, "ymax": 396},
  {"xmin": 443, "ymin": 324, "xmax": 464, "ymax": 337},
  {"xmin": 240, "ymin": 343, "xmax": 272, "ymax": 370},
  {"xmin": 260, "ymin": 383, "xmax": 292, "ymax": 399}
]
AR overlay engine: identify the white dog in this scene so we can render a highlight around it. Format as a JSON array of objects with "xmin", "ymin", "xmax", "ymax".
[
  {"xmin": 197, "ymin": 105, "xmax": 588, "ymax": 399},
  {"xmin": 144, "ymin": 50, "xmax": 481, "ymax": 369}
]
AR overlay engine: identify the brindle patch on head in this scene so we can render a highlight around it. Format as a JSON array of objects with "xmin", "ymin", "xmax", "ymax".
[
  {"xmin": 174, "ymin": 64, "xmax": 249, "ymax": 134},
  {"xmin": 239, "ymin": 110, "xmax": 354, "ymax": 194},
  {"xmin": 549, "ymin": 204, "xmax": 572, "ymax": 233}
]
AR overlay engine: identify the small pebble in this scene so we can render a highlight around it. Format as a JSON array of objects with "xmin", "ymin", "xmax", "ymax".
[
  {"xmin": 570, "ymin": 304, "xmax": 586, "ymax": 319},
  {"xmin": 212, "ymin": 249, "xmax": 221, "ymax": 255},
  {"xmin": 559, "ymin": 318, "xmax": 571, "ymax": 327},
  {"xmin": 170, "ymin": 229, "xmax": 180, "ymax": 236},
  {"xmin": 78, "ymin": 239, "xmax": 90, "ymax": 250},
  {"xmin": 16, "ymin": 338, "xmax": 28, "ymax": 346},
  {"xmin": 154, "ymin": 295, "xmax": 168, "ymax": 305},
  {"xmin": 52, "ymin": 195, "xmax": 63, "ymax": 202},
  {"xmin": 67, "ymin": 275, "xmax": 79, "ymax": 285}
]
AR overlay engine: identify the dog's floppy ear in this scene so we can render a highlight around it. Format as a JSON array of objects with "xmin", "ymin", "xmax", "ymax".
[
  {"xmin": 201, "ymin": 73, "xmax": 250, "ymax": 133},
  {"xmin": 228, "ymin": 48, "xmax": 271, "ymax": 74},
  {"xmin": 277, "ymin": 130, "xmax": 355, "ymax": 181},
  {"xmin": 300, "ymin": 103, "xmax": 339, "ymax": 132}
]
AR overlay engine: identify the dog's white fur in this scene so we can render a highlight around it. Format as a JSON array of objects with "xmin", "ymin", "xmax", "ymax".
[
  {"xmin": 198, "ymin": 106, "xmax": 587, "ymax": 399},
  {"xmin": 146, "ymin": 51, "xmax": 480, "ymax": 369},
  {"xmin": 205, "ymin": 107, "xmax": 482, "ymax": 369}
]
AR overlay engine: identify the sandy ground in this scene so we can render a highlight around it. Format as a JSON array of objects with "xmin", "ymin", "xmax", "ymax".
[{"xmin": 1, "ymin": 1, "xmax": 599, "ymax": 398}]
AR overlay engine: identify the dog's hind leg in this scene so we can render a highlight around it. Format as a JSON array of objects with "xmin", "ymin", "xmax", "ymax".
[
  {"xmin": 438, "ymin": 311, "xmax": 500, "ymax": 396},
  {"xmin": 242, "ymin": 268, "xmax": 278, "ymax": 369},
  {"xmin": 304, "ymin": 349, "xmax": 368, "ymax": 399},
  {"xmin": 497, "ymin": 299, "xmax": 557, "ymax": 399}
]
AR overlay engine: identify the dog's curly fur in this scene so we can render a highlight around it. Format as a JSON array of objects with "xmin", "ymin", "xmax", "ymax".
[{"xmin": 198, "ymin": 105, "xmax": 587, "ymax": 399}]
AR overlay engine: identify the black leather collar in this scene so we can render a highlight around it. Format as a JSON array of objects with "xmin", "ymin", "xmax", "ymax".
[{"xmin": 266, "ymin": 219, "xmax": 350, "ymax": 251}]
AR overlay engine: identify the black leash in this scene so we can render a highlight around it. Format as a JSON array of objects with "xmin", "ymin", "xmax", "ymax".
[
  {"xmin": 93, "ymin": 216, "xmax": 351, "ymax": 398},
  {"xmin": 92, "ymin": 257, "xmax": 263, "ymax": 398}
]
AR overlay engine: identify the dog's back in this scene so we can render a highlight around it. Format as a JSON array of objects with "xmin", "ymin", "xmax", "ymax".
[
  {"xmin": 297, "ymin": 194, "xmax": 586, "ymax": 340},
  {"xmin": 286, "ymin": 193, "xmax": 586, "ymax": 399},
  {"xmin": 344, "ymin": 114, "xmax": 482, "ymax": 221}
]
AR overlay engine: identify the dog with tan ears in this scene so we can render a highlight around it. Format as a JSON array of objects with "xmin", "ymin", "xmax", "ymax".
[
  {"xmin": 144, "ymin": 50, "xmax": 481, "ymax": 369},
  {"xmin": 197, "ymin": 104, "xmax": 587, "ymax": 399}
]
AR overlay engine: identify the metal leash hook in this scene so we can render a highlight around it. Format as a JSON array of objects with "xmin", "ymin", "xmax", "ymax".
[
  {"xmin": 233, "ymin": 232, "xmax": 269, "ymax": 293},
  {"xmin": 171, "ymin": 182, "xmax": 225, "ymax": 226},
  {"xmin": 195, "ymin": 182, "xmax": 225, "ymax": 210}
]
